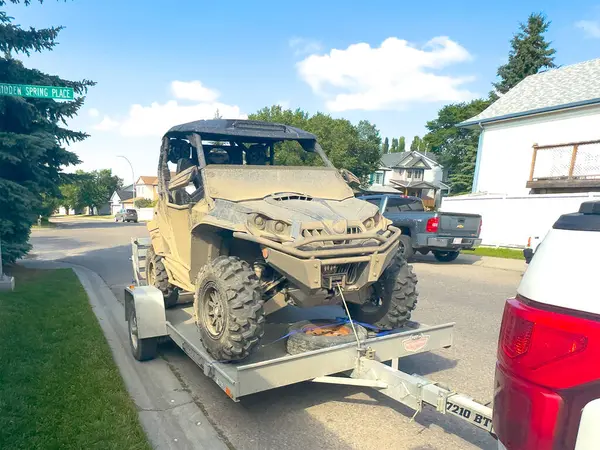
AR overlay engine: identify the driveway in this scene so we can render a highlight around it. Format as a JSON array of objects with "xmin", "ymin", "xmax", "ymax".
[{"xmin": 31, "ymin": 218, "xmax": 522, "ymax": 450}]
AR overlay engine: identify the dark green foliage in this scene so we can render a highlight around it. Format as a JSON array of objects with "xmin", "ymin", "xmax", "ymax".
[
  {"xmin": 493, "ymin": 13, "xmax": 556, "ymax": 95},
  {"xmin": 424, "ymin": 99, "xmax": 492, "ymax": 194},
  {"xmin": 134, "ymin": 198, "xmax": 154, "ymax": 208},
  {"xmin": 382, "ymin": 137, "xmax": 389, "ymax": 153},
  {"xmin": 390, "ymin": 138, "xmax": 398, "ymax": 153},
  {"xmin": 249, "ymin": 105, "xmax": 382, "ymax": 183},
  {"xmin": 0, "ymin": 0, "xmax": 95, "ymax": 264},
  {"xmin": 398, "ymin": 136, "xmax": 406, "ymax": 152}
]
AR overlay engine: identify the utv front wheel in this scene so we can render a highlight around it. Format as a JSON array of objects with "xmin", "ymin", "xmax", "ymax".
[
  {"xmin": 194, "ymin": 256, "xmax": 265, "ymax": 362},
  {"xmin": 346, "ymin": 252, "xmax": 418, "ymax": 329},
  {"xmin": 146, "ymin": 246, "xmax": 179, "ymax": 308}
]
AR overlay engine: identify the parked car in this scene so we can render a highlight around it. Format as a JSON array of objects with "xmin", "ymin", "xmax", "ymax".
[
  {"xmin": 115, "ymin": 208, "xmax": 138, "ymax": 223},
  {"xmin": 494, "ymin": 200, "xmax": 600, "ymax": 450},
  {"xmin": 359, "ymin": 194, "xmax": 482, "ymax": 262}
]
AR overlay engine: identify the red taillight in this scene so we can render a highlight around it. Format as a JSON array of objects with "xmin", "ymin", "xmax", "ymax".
[
  {"xmin": 494, "ymin": 297, "xmax": 600, "ymax": 450},
  {"xmin": 425, "ymin": 217, "xmax": 439, "ymax": 233}
]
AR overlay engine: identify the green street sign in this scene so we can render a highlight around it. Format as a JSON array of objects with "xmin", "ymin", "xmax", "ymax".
[{"xmin": 0, "ymin": 83, "xmax": 74, "ymax": 100}]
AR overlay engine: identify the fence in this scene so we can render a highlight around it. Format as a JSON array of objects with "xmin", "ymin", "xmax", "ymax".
[
  {"xmin": 137, "ymin": 208, "xmax": 154, "ymax": 221},
  {"xmin": 530, "ymin": 140, "xmax": 600, "ymax": 182},
  {"xmin": 441, "ymin": 192, "xmax": 600, "ymax": 248}
]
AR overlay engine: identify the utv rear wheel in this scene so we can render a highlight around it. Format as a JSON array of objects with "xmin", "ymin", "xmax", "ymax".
[
  {"xmin": 146, "ymin": 247, "xmax": 179, "ymax": 308},
  {"xmin": 433, "ymin": 250, "xmax": 460, "ymax": 262},
  {"xmin": 346, "ymin": 252, "xmax": 418, "ymax": 330},
  {"xmin": 194, "ymin": 256, "xmax": 265, "ymax": 362}
]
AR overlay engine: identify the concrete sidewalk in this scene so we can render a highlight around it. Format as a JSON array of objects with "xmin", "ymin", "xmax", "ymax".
[
  {"xmin": 21, "ymin": 260, "xmax": 228, "ymax": 450},
  {"xmin": 472, "ymin": 256, "xmax": 527, "ymax": 273}
]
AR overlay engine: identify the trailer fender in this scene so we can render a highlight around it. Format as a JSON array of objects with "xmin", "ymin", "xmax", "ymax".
[{"xmin": 124, "ymin": 286, "xmax": 168, "ymax": 339}]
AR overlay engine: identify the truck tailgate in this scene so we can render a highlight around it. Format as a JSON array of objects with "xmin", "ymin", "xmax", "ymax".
[{"xmin": 438, "ymin": 213, "xmax": 481, "ymax": 237}]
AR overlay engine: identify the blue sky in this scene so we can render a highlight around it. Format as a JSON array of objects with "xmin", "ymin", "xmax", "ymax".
[{"xmin": 6, "ymin": 0, "xmax": 600, "ymax": 183}]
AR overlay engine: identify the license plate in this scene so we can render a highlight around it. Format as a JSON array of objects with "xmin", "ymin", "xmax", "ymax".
[{"xmin": 453, "ymin": 238, "xmax": 463, "ymax": 244}]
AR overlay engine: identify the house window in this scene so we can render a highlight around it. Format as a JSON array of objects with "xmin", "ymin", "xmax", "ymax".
[
  {"xmin": 373, "ymin": 172, "xmax": 384, "ymax": 185},
  {"xmin": 407, "ymin": 169, "xmax": 424, "ymax": 180}
]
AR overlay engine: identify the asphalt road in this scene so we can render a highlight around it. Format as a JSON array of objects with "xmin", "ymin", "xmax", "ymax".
[{"xmin": 31, "ymin": 218, "xmax": 522, "ymax": 450}]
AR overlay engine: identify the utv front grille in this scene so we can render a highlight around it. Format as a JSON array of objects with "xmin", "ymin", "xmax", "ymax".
[
  {"xmin": 347, "ymin": 226, "xmax": 361, "ymax": 235},
  {"xmin": 322, "ymin": 263, "xmax": 363, "ymax": 288}
]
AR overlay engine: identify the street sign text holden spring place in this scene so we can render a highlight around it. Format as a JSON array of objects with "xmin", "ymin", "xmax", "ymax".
[{"xmin": 0, "ymin": 83, "xmax": 74, "ymax": 100}]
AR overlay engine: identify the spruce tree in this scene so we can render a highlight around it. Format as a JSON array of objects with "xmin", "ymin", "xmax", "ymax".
[
  {"xmin": 0, "ymin": 0, "xmax": 95, "ymax": 264},
  {"xmin": 494, "ymin": 13, "xmax": 556, "ymax": 95},
  {"xmin": 390, "ymin": 138, "xmax": 398, "ymax": 153}
]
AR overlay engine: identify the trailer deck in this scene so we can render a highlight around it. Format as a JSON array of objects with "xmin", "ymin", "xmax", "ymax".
[{"xmin": 127, "ymin": 237, "xmax": 495, "ymax": 435}]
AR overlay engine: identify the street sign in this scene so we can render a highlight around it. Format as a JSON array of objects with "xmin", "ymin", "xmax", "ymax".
[{"xmin": 0, "ymin": 83, "xmax": 74, "ymax": 100}]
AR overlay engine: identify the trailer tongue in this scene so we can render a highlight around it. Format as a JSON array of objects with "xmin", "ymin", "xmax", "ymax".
[{"xmin": 126, "ymin": 238, "xmax": 494, "ymax": 436}]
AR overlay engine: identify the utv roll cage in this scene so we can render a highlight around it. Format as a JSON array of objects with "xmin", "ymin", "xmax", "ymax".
[{"xmin": 157, "ymin": 119, "xmax": 333, "ymax": 199}]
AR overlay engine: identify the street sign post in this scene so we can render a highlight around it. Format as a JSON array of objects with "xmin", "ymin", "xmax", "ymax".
[{"xmin": 0, "ymin": 83, "xmax": 74, "ymax": 100}]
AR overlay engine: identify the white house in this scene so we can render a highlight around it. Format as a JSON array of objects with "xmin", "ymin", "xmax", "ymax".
[
  {"xmin": 110, "ymin": 186, "xmax": 135, "ymax": 214},
  {"xmin": 370, "ymin": 151, "xmax": 449, "ymax": 207},
  {"xmin": 442, "ymin": 58, "xmax": 600, "ymax": 247},
  {"xmin": 460, "ymin": 58, "xmax": 600, "ymax": 196}
]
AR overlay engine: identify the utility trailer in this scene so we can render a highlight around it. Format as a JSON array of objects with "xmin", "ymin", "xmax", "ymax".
[{"xmin": 126, "ymin": 238, "xmax": 495, "ymax": 436}]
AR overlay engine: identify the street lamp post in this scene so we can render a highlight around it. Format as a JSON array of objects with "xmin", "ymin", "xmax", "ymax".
[{"xmin": 117, "ymin": 155, "xmax": 135, "ymax": 205}]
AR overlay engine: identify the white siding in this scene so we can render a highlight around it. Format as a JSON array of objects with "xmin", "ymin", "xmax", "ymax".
[
  {"xmin": 441, "ymin": 192, "xmax": 600, "ymax": 247},
  {"xmin": 474, "ymin": 106, "xmax": 600, "ymax": 195},
  {"xmin": 136, "ymin": 184, "xmax": 156, "ymax": 200}
]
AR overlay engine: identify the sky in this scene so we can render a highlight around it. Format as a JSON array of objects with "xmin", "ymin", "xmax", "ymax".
[{"xmin": 5, "ymin": 0, "xmax": 600, "ymax": 184}]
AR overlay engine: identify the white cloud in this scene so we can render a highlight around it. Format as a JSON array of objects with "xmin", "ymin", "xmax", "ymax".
[
  {"xmin": 289, "ymin": 37, "xmax": 322, "ymax": 56},
  {"xmin": 90, "ymin": 80, "xmax": 246, "ymax": 137},
  {"xmin": 88, "ymin": 108, "xmax": 100, "ymax": 118},
  {"xmin": 171, "ymin": 80, "xmax": 220, "ymax": 102},
  {"xmin": 119, "ymin": 101, "xmax": 246, "ymax": 137},
  {"xmin": 576, "ymin": 20, "xmax": 600, "ymax": 38},
  {"xmin": 93, "ymin": 115, "xmax": 119, "ymax": 131},
  {"xmin": 297, "ymin": 36, "xmax": 476, "ymax": 111}
]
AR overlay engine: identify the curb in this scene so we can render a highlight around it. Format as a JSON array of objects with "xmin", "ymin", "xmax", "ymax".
[
  {"xmin": 471, "ymin": 256, "xmax": 526, "ymax": 273},
  {"xmin": 20, "ymin": 260, "xmax": 228, "ymax": 450}
]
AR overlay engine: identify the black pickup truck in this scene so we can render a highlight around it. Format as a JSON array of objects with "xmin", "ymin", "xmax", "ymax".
[{"xmin": 360, "ymin": 194, "xmax": 482, "ymax": 262}]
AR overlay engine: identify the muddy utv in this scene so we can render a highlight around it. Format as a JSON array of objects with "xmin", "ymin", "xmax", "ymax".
[{"xmin": 146, "ymin": 119, "xmax": 418, "ymax": 361}]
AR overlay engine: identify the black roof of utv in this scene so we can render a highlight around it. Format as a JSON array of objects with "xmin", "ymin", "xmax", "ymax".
[{"xmin": 166, "ymin": 119, "xmax": 317, "ymax": 143}]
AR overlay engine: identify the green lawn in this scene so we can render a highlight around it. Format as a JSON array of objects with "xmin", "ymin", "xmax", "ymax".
[
  {"xmin": 0, "ymin": 268, "xmax": 150, "ymax": 450},
  {"xmin": 463, "ymin": 246, "xmax": 525, "ymax": 260}
]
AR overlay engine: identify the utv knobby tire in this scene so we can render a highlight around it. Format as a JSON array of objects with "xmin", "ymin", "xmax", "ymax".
[
  {"xmin": 286, "ymin": 321, "xmax": 368, "ymax": 355},
  {"xmin": 346, "ymin": 252, "xmax": 418, "ymax": 330},
  {"xmin": 146, "ymin": 246, "xmax": 179, "ymax": 308},
  {"xmin": 194, "ymin": 256, "xmax": 265, "ymax": 362},
  {"xmin": 433, "ymin": 250, "xmax": 460, "ymax": 262}
]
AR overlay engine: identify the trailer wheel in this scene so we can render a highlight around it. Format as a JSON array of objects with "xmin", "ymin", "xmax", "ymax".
[
  {"xmin": 286, "ymin": 320, "xmax": 368, "ymax": 355},
  {"xmin": 146, "ymin": 246, "xmax": 179, "ymax": 308},
  {"xmin": 347, "ymin": 252, "xmax": 418, "ymax": 330},
  {"xmin": 433, "ymin": 250, "xmax": 460, "ymax": 262},
  {"xmin": 194, "ymin": 256, "xmax": 265, "ymax": 362},
  {"xmin": 128, "ymin": 307, "xmax": 158, "ymax": 361}
]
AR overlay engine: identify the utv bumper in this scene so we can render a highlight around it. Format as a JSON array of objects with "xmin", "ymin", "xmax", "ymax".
[{"xmin": 233, "ymin": 227, "xmax": 402, "ymax": 290}]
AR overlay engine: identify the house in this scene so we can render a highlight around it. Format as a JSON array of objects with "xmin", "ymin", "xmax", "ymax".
[
  {"xmin": 135, "ymin": 176, "xmax": 159, "ymax": 200},
  {"xmin": 370, "ymin": 151, "xmax": 450, "ymax": 208},
  {"xmin": 110, "ymin": 185, "xmax": 135, "ymax": 214},
  {"xmin": 460, "ymin": 58, "xmax": 600, "ymax": 196}
]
